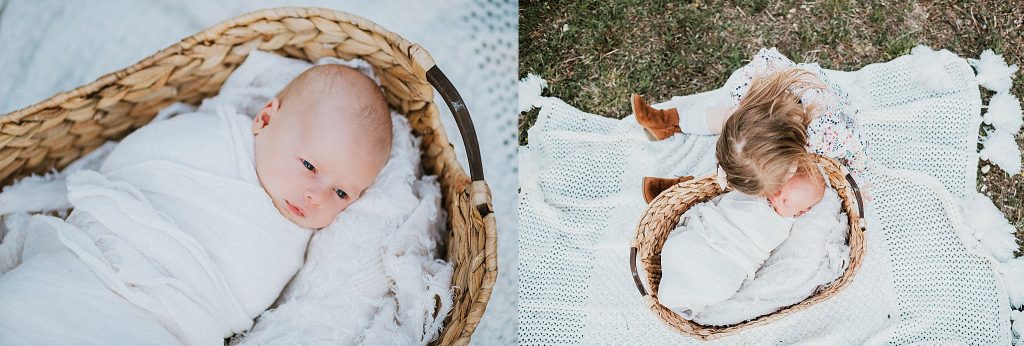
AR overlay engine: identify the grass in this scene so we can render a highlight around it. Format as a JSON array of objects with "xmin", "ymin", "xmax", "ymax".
[{"xmin": 520, "ymin": 0, "xmax": 1024, "ymax": 247}]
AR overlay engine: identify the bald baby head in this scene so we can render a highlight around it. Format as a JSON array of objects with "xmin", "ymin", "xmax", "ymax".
[
  {"xmin": 276, "ymin": 64, "xmax": 391, "ymax": 153},
  {"xmin": 768, "ymin": 165, "xmax": 826, "ymax": 218},
  {"xmin": 252, "ymin": 64, "xmax": 393, "ymax": 229}
]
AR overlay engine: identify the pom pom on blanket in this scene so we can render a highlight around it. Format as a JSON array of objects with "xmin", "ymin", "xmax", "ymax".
[
  {"xmin": 980, "ymin": 130, "xmax": 1022, "ymax": 175},
  {"xmin": 957, "ymin": 192, "xmax": 1019, "ymax": 262},
  {"xmin": 984, "ymin": 91, "xmax": 1024, "ymax": 135},
  {"xmin": 519, "ymin": 73, "xmax": 548, "ymax": 112},
  {"xmin": 1000, "ymin": 258, "xmax": 1024, "ymax": 308},
  {"xmin": 910, "ymin": 45, "xmax": 958, "ymax": 92},
  {"xmin": 1011, "ymin": 310, "xmax": 1024, "ymax": 341},
  {"xmin": 970, "ymin": 49, "xmax": 1018, "ymax": 93}
]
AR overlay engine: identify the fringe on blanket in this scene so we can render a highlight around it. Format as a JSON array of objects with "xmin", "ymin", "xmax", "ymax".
[{"xmin": 957, "ymin": 46, "xmax": 1023, "ymax": 344}]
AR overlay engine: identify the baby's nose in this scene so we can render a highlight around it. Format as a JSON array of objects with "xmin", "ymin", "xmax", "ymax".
[{"xmin": 304, "ymin": 190, "xmax": 326, "ymax": 207}]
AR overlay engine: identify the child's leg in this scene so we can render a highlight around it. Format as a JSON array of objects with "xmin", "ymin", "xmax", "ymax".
[{"xmin": 632, "ymin": 86, "xmax": 736, "ymax": 139}]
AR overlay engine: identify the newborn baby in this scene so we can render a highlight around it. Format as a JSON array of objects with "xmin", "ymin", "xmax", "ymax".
[
  {"xmin": 251, "ymin": 64, "xmax": 392, "ymax": 228},
  {"xmin": 0, "ymin": 63, "xmax": 392, "ymax": 345},
  {"xmin": 767, "ymin": 164, "xmax": 827, "ymax": 218},
  {"xmin": 659, "ymin": 166, "xmax": 826, "ymax": 318}
]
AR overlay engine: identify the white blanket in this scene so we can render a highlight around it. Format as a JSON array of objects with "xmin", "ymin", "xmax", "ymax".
[
  {"xmin": 0, "ymin": 104, "xmax": 312, "ymax": 345},
  {"xmin": 518, "ymin": 50, "xmax": 1014, "ymax": 344},
  {"xmin": 659, "ymin": 191, "xmax": 796, "ymax": 317},
  {"xmin": 690, "ymin": 188, "xmax": 849, "ymax": 326}
]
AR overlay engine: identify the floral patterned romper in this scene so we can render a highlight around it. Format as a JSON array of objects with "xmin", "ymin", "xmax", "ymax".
[{"xmin": 727, "ymin": 47, "xmax": 872, "ymax": 180}]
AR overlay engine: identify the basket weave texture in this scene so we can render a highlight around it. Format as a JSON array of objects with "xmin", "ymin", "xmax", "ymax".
[
  {"xmin": 0, "ymin": 7, "xmax": 496, "ymax": 346},
  {"xmin": 632, "ymin": 154, "xmax": 865, "ymax": 341}
]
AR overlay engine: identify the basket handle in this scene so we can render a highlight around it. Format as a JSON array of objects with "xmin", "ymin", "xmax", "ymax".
[
  {"xmin": 630, "ymin": 216, "xmax": 689, "ymax": 297},
  {"xmin": 425, "ymin": 66, "xmax": 485, "ymax": 182},
  {"xmin": 844, "ymin": 174, "xmax": 864, "ymax": 219},
  {"xmin": 630, "ymin": 246, "xmax": 648, "ymax": 296}
]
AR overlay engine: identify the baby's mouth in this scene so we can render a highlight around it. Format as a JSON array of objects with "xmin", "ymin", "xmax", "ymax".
[{"xmin": 285, "ymin": 199, "xmax": 306, "ymax": 217}]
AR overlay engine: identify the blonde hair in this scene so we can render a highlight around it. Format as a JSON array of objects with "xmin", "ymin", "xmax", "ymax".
[{"xmin": 715, "ymin": 68, "xmax": 825, "ymax": 196}]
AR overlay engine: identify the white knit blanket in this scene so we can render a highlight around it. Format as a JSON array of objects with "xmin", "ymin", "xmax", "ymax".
[{"xmin": 519, "ymin": 52, "xmax": 1015, "ymax": 344}]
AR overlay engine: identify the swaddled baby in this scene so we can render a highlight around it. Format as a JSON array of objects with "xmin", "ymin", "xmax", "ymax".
[
  {"xmin": 0, "ymin": 63, "xmax": 391, "ymax": 345},
  {"xmin": 659, "ymin": 166, "xmax": 828, "ymax": 318}
]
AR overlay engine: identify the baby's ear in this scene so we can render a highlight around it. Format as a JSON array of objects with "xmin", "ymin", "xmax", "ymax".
[{"xmin": 252, "ymin": 98, "xmax": 281, "ymax": 134}]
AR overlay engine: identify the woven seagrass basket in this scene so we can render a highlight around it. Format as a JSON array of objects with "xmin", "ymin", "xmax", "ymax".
[
  {"xmin": 630, "ymin": 154, "xmax": 866, "ymax": 341},
  {"xmin": 0, "ymin": 7, "xmax": 495, "ymax": 346}
]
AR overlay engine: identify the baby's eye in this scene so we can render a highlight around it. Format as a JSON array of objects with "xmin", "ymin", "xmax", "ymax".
[
  {"xmin": 335, "ymin": 188, "xmax": 348, "ymax": 199},
  {"xmin": 302, "ymin": 159, "xmax": 315, "ymax": 172}
]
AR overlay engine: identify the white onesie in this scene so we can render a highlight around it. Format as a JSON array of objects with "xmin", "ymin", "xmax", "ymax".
[{"xmin": 658, "ymin": 191, "xmax": 796, "ymax": 318}]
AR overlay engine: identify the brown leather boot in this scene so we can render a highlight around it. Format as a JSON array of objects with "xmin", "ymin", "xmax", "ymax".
[
  {"xmin": 642, "ymin": 175, "xmax": 695, "ymax": 203},
  {"xmin": 631, "ymin": 94, "xmax": 680, "ymax": 140}
]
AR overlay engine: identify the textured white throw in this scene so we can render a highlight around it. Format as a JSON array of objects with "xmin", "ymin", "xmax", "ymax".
[{"xmin": 519, "ymin": 51, "xmax": 1016, "ymax": 344}]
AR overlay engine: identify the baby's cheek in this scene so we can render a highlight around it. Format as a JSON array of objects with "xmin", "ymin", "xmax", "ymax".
[{"xmin": 325, "ymin": 201, "xmax": 351, "ymax": 222}]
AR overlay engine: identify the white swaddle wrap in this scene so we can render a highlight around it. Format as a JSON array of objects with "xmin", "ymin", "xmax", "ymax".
[
  {"xmin": 0, "ymin": 105, "xmax": 312, "ymax": 345},
  {"xmin": 658, "ymin": 191, "xmax": 795, "ymax": 317},
  {"xmin": 691, "ymin": 188, "xmax": 850, "ymax": 326}
]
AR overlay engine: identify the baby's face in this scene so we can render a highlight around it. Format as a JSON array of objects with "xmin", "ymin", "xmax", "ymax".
[
  {"xmin": 767, "ymin": 168, "xmax": 825, "ymax": 217},
  {"xmin": 252, "ymin": 95, "xmax": 384, "ymax": 229}
]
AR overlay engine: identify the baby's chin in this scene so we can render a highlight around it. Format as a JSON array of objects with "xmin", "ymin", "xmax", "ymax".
[
  {"xmin": 774, "ymin": 209, "xmax": 799, "ymax": 218},
  {"xmin": 289, "ymin": 211, "xmax": 334, "ymax": 229},
  {"xmin": 286, "ymin": 214, "xmax": 330, "ymax": 230}
]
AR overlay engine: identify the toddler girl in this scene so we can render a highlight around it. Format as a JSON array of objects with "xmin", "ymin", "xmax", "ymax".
[{"xmin": 635, "ymin": 48, "xmax": 873, "ymax": 209}]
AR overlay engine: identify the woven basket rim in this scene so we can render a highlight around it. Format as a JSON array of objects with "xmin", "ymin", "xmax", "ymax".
[
  {"xmin": 2, "ymin": 7, "xmax": 425, "ymax": 121},
  {"xmin": 0, "ymin": 7, "xmax": 496, "ymax": 346},
  {"xmin": 631, "ymin": 154, "xmax": 866, "ymax": 340}
]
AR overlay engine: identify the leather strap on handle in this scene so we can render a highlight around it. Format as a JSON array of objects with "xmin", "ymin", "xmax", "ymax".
[
  {"xmin": 425, "ymin": 65, "xmax": 485, "ymax": 183},
  {"xmin": 844, "ymin": 174, "xmax": 865, "ymax": 219},
  {"xmin": 630, "ymin": 217, "xmax": 689, "ymax": 296},
  {"xmin": 630, "ymin": 246, "xmax": 648, "ymax": 296}
]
